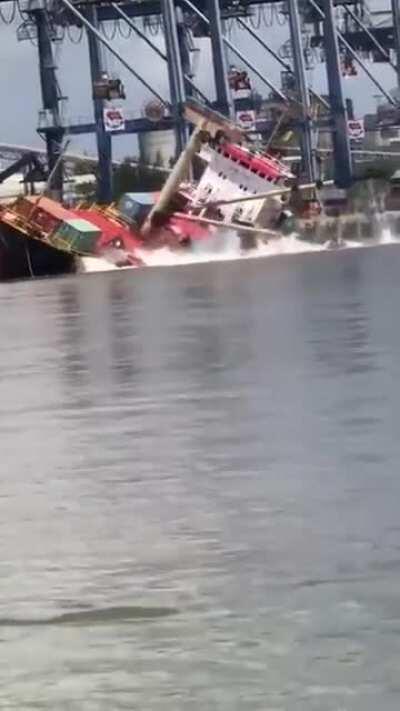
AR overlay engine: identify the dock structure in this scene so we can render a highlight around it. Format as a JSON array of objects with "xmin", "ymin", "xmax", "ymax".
[{"xmin": 0, "ymin": 0, "xmax": 399, "ymax": 200}]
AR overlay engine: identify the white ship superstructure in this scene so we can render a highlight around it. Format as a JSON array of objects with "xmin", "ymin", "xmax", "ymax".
[{"xmin": 193, "ymin": 141, "xmax": 293, "ymax": 226}]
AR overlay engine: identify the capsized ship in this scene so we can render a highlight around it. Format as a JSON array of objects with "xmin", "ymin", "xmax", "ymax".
[
  {"xmin": 0, "ymin": 195, "xmax": 143, "ymax": 280},
  {"xmin": 0, "ymin": 101, "xmax": 297, "ymax": 280}
]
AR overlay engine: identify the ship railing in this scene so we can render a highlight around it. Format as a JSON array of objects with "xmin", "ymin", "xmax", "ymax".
[
  {"xmin": 0, "ymin": 207, "xmax": 67, "ymax": 250},
  {"xmin": 0, "ymin": 209, "xmax": 51, "ymax": 245},
  {"xmin": 214, "ymin": 144, "xmax": 291, "ymax": 182}
]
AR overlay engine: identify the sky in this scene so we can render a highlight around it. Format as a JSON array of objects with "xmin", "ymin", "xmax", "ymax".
[{"xmin": 0, "ymin": 0, "xmax": 397, "ymax": 158}]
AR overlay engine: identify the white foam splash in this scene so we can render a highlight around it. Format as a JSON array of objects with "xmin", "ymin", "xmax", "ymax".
[
  {"xmin": 79, "ymin": 225, "xmax": 400, "ymax": 275},
  {"xmin": 380, "ymin": 227, "xmax": 397, "ymax": 245},
  {"xmin": 78, "ymin": 256, "xmax": 120, "ymax": 273},
  {"xmin": 138, "ymin": 232, "xmax": 327, "ymax": 267}
]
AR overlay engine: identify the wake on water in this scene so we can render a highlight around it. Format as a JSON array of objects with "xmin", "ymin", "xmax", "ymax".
[{"xmin": 80, "ymin": 226, "xmax": 400, "ymax": 274}]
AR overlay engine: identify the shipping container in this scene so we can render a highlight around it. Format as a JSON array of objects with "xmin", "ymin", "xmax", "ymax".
[
  {"xmin": 74, "ymin": 209, "xmax": 142, "ymax": 252},
  {"xmin": 23, "ymin": 196, "xmax": 74, "ymax": 221},
  {"xmin": 52, "ymin": 218, "xmax": 101, "ymax": 254},
  {"xmin": 14, "ymin": 196, "xmax": 76, "ymax": 236},
  {"xmin": 117, "ymin": 192, "xmax": 155, "ymax": 227}
]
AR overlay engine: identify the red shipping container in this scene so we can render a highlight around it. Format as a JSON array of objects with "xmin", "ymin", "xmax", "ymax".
[
  {"xmin": 23, "ymin": 196, "xmax": 75, "ymax": 222},
  {"xmin": 74, "ymin": 209, "xmax": 142, "ymax": 253},
  {"xmin": 15, "ymin": 196, "xmax": 78, "ymax": 237}
]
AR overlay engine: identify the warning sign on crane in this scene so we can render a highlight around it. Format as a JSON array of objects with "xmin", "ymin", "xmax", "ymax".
[
  {"xmin": 347, "ymin": 119, "xmax": 365, "ymax": 140},
  {"xmin": 229, "ymin": 66, "xmax": 252, "ymax": 99},
  {"xmin": 235, "ymin": 110, "xmax": 256, "ymax": 131},
  {"xmin": 103, "ymin": 107, "xmax": 125, "ymax": 132}
]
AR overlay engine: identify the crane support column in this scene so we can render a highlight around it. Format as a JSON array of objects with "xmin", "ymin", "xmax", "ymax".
[
  {"xmin": 322, "ymin": 0, "xmax": 352, "ymax": 188},
  {"xmin": 86, "ymin": 5, "xmax": 113, "ymax": 203},
  {"xmin": 161, "ymin": 0, "xmax": 187, "ymax": 155},
  {"xmin": 206, "ymin": 0, "xmax": 233, "ymax": 117},
  {"xmin": 287, "ymin": 0, "xmax": 316, "ymax": 183},
  {"xmin": 176, "ymin": 7, "xmax": 192, "ymax": 99},
  {"xmin": 392, "ymin": 0, "xmax": 400, "ymax": 90},
  {"xmin": 33, "ymin": 6, "xmax": 64, "ymax": 198}
]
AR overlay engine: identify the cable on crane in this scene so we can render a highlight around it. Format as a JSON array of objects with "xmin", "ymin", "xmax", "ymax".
[
  {"xmin": 101, "ymin": 19, "xmax": 118, "ymax": 41},
  {"xmin": 248, "ymin": 6, "xmax": 262, "ymax": 30},
  {"xmin": 66, "ymin": 23, "xmax": 83, "ymax": 43},
  {"xmin": 0, "ymin": 0, "xmax": 16, "ymax": 24},
  {"xmin": 274, "ymin": 2, "xmax": 287, "ymax": 26},
  {"xmin": 117, "ymin": 17, "xmax": 132, "ymax": 39},
  {"xmin": 143, "ymin": 14, "xmax": 161, "ymax": 36},
  {"xmin": 263, "ymin": 4, "xmax": 273, "ymax": 27},
  {"xmin": 16, "ymin": 0, "xmax": 27, "ymax": 20}
]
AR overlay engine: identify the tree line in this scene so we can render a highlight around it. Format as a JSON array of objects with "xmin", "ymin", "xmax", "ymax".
[{"xmin": 73, "ymin": 152, "xmax": 172, "ymax": 203}]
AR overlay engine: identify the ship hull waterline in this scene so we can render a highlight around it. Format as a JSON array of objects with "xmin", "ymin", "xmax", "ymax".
[{"xmin": 0, "ymin": 225, "xmax": 76, "ymax": 281}]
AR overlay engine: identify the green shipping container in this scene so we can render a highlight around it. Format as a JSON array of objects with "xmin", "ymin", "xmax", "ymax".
[{"xmin": 52, "ymin": 218, "xmax": 101, "ymax": 254}]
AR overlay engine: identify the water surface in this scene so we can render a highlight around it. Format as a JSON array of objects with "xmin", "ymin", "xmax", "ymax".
[{"xmin": 1, "ymin": 246, "xmax": 400, "ymax": 709}]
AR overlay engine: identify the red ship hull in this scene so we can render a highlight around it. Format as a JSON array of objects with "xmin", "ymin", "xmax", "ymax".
[{"xmin": 0, "ymin": 194, "xmax": 214, "ymax": 280}]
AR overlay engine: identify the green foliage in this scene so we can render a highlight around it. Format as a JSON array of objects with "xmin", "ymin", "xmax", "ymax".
[
  {"xmin": 358, "ymin": 164, "xmax": 394, "ymax": 181},
  {"xmin": 71, "ymin": 155, "xmax": 168, "ymax": 203},
  {"xmin": 75, "ymin": 181, "xmax": 96, "ymax": 201},
  {"xmin": 154, "ymin": 150, "xmax": 164, "ymax": 167},
  {"xmin": 73, "ymin": 159, "xmax": 96, "ymax": 176},
  {"xmin": 112, "ymin": 158, "xmax": 165, "ymax": 200}
]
